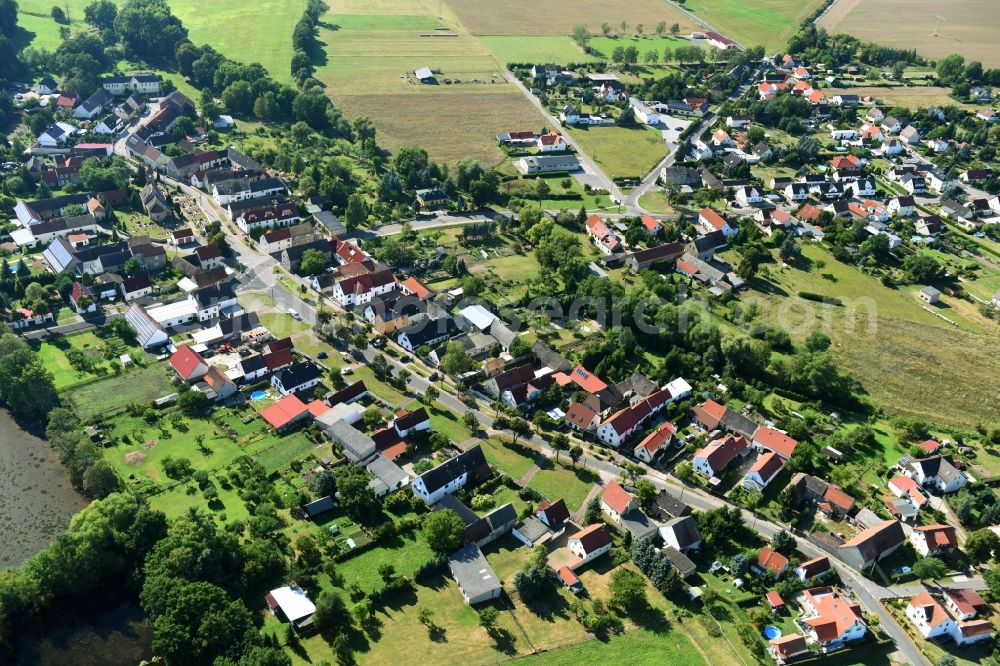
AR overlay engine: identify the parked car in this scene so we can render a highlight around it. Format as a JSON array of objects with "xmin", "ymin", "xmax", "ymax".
[
  {"xmin": 316, "ymin": 351, "xmax": 328, "ymax": 359},
  {"xmin": 429, "ymin": 372, "xmax": 439, "ymax": 382}
]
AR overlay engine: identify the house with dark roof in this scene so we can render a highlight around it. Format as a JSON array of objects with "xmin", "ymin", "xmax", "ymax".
[
  {"xmin": 794, "ymin": 556, "xmax": 831, "ymax": 582},
  {"xmin": 625, "ymin": 242, "xmax": 684, "ymax": 272},
  {"xmin": 567, "ymin": 524, "xmax": 613, "ymax": 568},
  {"xmin": 391, "ymin": 407, "xmax": 430, "ymax": 437},
  {"xmin": 903, "ymin": 455, "xmax": 967, "ymax": 493},
  {"xmin": 838, "ymin": 520, "xmax": 905, "ymax": 570},
  {"xmin": 659, "ymin": 515, "xmax": 701, "ymax": 553},
  {"xmin": 271, "ymin": 361, "xmax": 323, "ymax": 396},
  {"xmin": 411, "ymin": 445, "xmax": 491, "ymax": 504},
  {"xmin": 564, "ymin": 402, "xmax": 599, "ymax": 432}
]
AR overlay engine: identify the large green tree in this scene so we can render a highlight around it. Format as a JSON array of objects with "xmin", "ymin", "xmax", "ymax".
[{"xmin": 423, "ymin": 509, "xmax": 465, "ymax": 554}]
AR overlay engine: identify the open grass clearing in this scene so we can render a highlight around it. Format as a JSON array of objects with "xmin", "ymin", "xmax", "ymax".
[
  {"xmin": 527, "ymin": 461, "xmax": 599, "ymax": 513},
  {"xmin": 444, "ymin": 0, "xmax": 696, "ymax": 36},
  {"xmin": 818, "ymin": 0, "xmax": 1000, "ymax": 68},
  {"xmin": 479, "ymin": 35, "xmax": 601, "ymax": 66},
  {"xmin": 819, "ymin": 86, "xmax": 976, "ymax": 110},
  {"xmin": 481, "ymin": 437, "xmax": 539, "ymax": 479},
  {"xmin": 588, "ymin": 35, "xmax": 696, "ymax": 60},
  {"xmin": 681, "ymin": 0, "xmax": 827, "ymax": 51},
  {"xmin": 566, "ymin": 125, "xmax": 666, "ymax": 178},
  {"xmin": 33, "ymin": 330, "xmax": 139, "ymax": 389},
  {"xmin": 525, "ymin": 626, "xmax": 706, "ymax": 665},
  {"xmin": 744, "ymin": 245, "xmax": 1000, "ymax": 429},
  {"xmin": 258, "ymin": 311, "xmax": 311, "ymax": 337}
]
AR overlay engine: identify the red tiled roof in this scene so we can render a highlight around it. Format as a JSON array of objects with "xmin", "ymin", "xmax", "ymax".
[
  {"xmin": 401, "ymin": 276, "xmax": 434, "ymax": 299},
  {"xmin": 640, "ymin": 214, "xmax": 661, "ymax": 232},
  {"xmin": 695, "ymin": 434, "xmax": 749, "ymax": 472},
  {"xmin": 169, "ymin": 344, "xmax": 207, "ymax": 380},
  {"xmin": 822, "ymin": 484, "xmax": 855, "ymax": 512},
  {"xmin": 635, "ymin": 421, "xmax": 675, "ymax": 454},
  {"xmin": 944, "ymin": 588, "xmax": 988, "ymax": 616},
  {"xmin": 564, "ymin": 402, "xmax": 598, "ymax": 429},
  {"xmin": 264, "ymin": 348, "xmax": 293, "ymax": 370},
  {"xmin": 554, "ymin": 365, "xmax": 607, "ymax": 393},
  {"xmin": 802, "ymin": 587, "xmax": 863, "ymax": 642},
  {"xmin": 766, "ymin": 591, "xmax": 785, "ymax": 607},
  {"xmin": 692, "ymin": 398, "xmax": 727, "ymax": 429},
  {"xmin": 754, "ymin": 426, "xmax": 798, "ymax": 459},
  {"xmin": 918, "ymin": 439, "xmax": 942, "ymax": 453},
  {"xmin": 908, "ymin": 591, "xmax": 951, "ymax": 627},
  {"xmin": 539, "ymin": 132, "xmax": 563, "ymax": 145},
  {"xmin": 770, "ymin": 634, "xmax": 807, "ymax": 658},
  {"xmin": 558, "ymin": 565, "xmax": 580, "ymax": 587},
  {"xmin": 699, "ymin": 207, "xmax": 729, "ymax": 230},
  {"xmin": 602, "ymin": 480, "xmax": 632, "ymax": 515},
  {"xmin": 915, "ymin": 524, "xmax": 957, "ymax": 550},
  {"xmin": 570, "ymin": 523, "xmax": 612, "ymax": 554},
  {"xmin": 959, "ymin": 619, "xmax": 993, "ymax": 637},
  {"xmin": 260, "ymin": 394, "xmax": 308, "ymax": 429},
  {"xmin": 748, "ymin": 451, "xmax": 784, "ymax": 480},
  {"xmin": 307, "ymin": 399, "xmax": 330, "ymax": 417},
  {"xmin": 757, "ymin": 546, "xmax": 789, "ymax": 574}
]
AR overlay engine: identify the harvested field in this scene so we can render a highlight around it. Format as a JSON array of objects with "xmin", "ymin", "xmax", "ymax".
[
  {"xmin": 335, "ymin": 90, "xmax": 545, "ymax": 166},
  {"xmin": 818, "ymin": 0, "xmax": 1000, "ymax": 68},
  {"xmin": 479, "ymin": 35, "xmax": 601, "ymax": 65},
  {"xmin": 444, "ymin": 0, "xmax": 695, "ymax": 36},
  {"xmin": 315, "ymin": 11, "xmax": 547, "ymax": 166}
]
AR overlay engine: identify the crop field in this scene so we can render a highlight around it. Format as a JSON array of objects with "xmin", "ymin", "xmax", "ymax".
[
  {"xmin": 444, "ymin": 0, "xmax": 696, "ymax": 36},
  {"xmin": 818, "ymin": 0, "xmax": 1000, "ymax": 68},
  {"xmin": 680, "ymin": 0, "xmax": 827, "ymax": 51},
  {"xmin": 315, "ymin": 12, "xmax": 547, "ymax": 166},
  {"xmin": 566, "ymin": 125, "xmax": 667, "ymax": 178}
]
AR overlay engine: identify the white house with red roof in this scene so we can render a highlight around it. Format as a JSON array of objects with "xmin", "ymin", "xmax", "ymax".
[
  {"xmin": 567, "ymin": 524, "xmax": 612, "ymax": 568},
  {"xmin": 754, "ymin": 545, "xmax": 789, "ymax": 578},
  {"xmin": 169, "ymin": 344, "xmax": 209, "ymax": 381},
  {"xmin": 600, "ymin": 480, "xmax": 636, "ymax": 524},
  {"xmin": 752, "ymin": 426, "xmax": 798, "ymax": 460},
  {"xmin": 800, "ymin": 587, "xmax": 867, "ymax": 648},
  {"xmin": 585, "ymin": 215, "xmax": 621, "ymax": 255},
  {"xmin": 887, "ymin": 475, "xmax": 927, "ymax": 509},
  {"xmin": 640, "ymin": 214, "xmax": 662, "ymax": 235},
  {"xmin": 906, "ymin": 590, "xmax": 994, "ymax": 645},
  {"xmin": 537, "ymin": 132, "xmax": 567, "ymax": 152},
  {"xmin": 742, "ymin": 451, "xmax": 784, "ymax": 492},
  {"xmin": 943, "ymin": 588, "xmax": 989, "ymax": 621},
  {"xmin": 693, "ymin": 434, "xmax": 749, "ymax": 478},
  {"xmin": 698, "ymin": 207, "xmax": 737, "ymax": 236},
  {"xmin": 633, "ymin": 421, "xmax": 675, "ymax": 463},
  {"xmin": 910, "ymin": 524, "xmax": 957, "ymax": 557}
]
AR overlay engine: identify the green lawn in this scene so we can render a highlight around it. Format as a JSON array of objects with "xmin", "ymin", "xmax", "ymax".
[
  {"xmin": 258, "ymin": 312, "xmax": 311, "ymax": 337},
  {"xmin": 681, "ymin": 0, "xmax": 828, "ymax": 52},
  {"xmin": 588, "ymin": 35, "xmax": 695, "ymax": 61},
  {"xmin": 527, "ymin": 461, "xmax": 599, "ymax": 513},
  {"xmin": 63, "ymin": 363, "xmax": 176, "ymax": 419},
  {"xmin": 481, "ymin": 437, "xmax": 539, "ymax": 479},
  {"xmin": 404, "ymin": 400, "xmax": 472, "ymax": 444},
  {"xmin": 566, "ymin": 125, "xmax": 666, "ymax": 178},
  {"xmin": 525, "ymin": 627, "xmax": 705, "ymax": 665},
  {"xmin": 479, "ymin": 35, "xmax": 601, "ymax": 65},
  {"xmin": 33, "ymin": 331, "xmax": 131, "ymax": 389},
  {"xmin": 335, "ymin": 528, "xmax": 436, "ymax": 593}
]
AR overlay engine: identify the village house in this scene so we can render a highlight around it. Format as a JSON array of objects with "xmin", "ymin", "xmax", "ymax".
[
  {"xmin": 698, "ymin": 207, "xmax": 738, "ymax": 236},
  {"xmin": 906, "ymin": 591, "xmax": 993, "ymax": 646},
  {"xmin": 902, "ymin": 455, "xmax": 967, "ymax": 493},
  {"xmin": 838, "ymin": 520, "xmax": 905, "ymax": 570},
  {"xmin": 567, "ymin": 523, "xmax": 613, "ymax": 568},
  {"xmin": 910, "ymin": 524, "xmax": 957, "ymax": 557},
  {"xmin": 658, "ymin": 515, "xmax": 701, "ymax": 553},
  {"xmin": 794, "ymin": 556, "xmax": 831, "ymax": 582},
  {"xmin": 800, "ymin": 587, "xmax": 866, "ymax": 647},
  {"xmin": 693, "ymin": 434, "xmax": 749, "ymax": 479},
  {"xmin": 742, "ymin": 451, "xmax": 784, "ymax": 492},
  {"xmin": 411, "ymin": 445, "xmax": 490, "ymax": 504},
  {"xmin": 633, "ymin": 421, "xmax": 675, "ymax": 463},
  {"xmin": 272, "ymin": 361, "xmax": 323, "ymax": 396},
  {"xmin": 754, "ymin": 546, "xmax": 789, "ymax": 579}
]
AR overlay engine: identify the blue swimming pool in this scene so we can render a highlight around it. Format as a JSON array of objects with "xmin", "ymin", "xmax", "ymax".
[
  {"xmin": 250, "ymin": 390, "xmax": 267, "ymax": 401},
  {"xmin": 763, "ymin": 625, "xmax": 782, "ymax": 640}
]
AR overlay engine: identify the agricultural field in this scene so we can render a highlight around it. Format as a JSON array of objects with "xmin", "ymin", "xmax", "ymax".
[
  {"xmin": 15, "ymin": 0, "xmax": 303, "ymax": 81},
  {"xmin": 444, "ymin": 0, "xmax": 695, "ymax": 37},
  {"xmin": 818, "ymin": 0, "xmax": 1000, "ymax": 68},
  {"xmin": 679, "ymin": 0, "xmax": 827, "ymax": 52},
  {"xmin": 314, "ymin": 11, "xmax": 546, "ymax": 166},
  {"xmin": 566, "ymin": 125, "xmax": 667, "ymax": 178},
  {"xmin": 742, "ymin": 243, "xmax": 1000, "ymax": 429}
]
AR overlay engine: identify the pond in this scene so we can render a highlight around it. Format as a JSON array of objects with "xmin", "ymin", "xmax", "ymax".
[
  {"xmin": 18, "ymin": 600, "xmax": 153, "ymax": 666},
  {"xmin": 0, "ymin": 409, "xmax": 88, "ymax": 569}
]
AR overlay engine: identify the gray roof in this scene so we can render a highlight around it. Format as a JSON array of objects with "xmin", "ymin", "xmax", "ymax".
[
  {"xmin": 435, "ymin": 493, "xmax": 480, "ymax": 526},
  {"xmin": 654, "ymin": 491, "xmax": 691, "ymax": 519},
  {"xmin": 620, "ymin": 508, "xmax": 658, "ymax": 541},
  {"xmin": 661, "ymin": 515, "xmax": 701, "ymax": 549},
  {"xmin": 416, "ymin": 445, "xmax": 489, "ymax": 496},
  {"xmin": 366, "ymin": 454, "xmax": 408, "ymax": 490},
  {"xmin": 532, "ymin": 341, "xmax": 570, "ymax": 372},
  {"xmin": 854, "ymin": 507, "xmax": 882, "ymax": 531},
  {"xmin": 921, "ymin": 286, "xmax": 942, "ymax": 298},
  {"xmin": 317, "ymin": 416, "xmax": 376, "ymax": 463},
  {"xmin": 663, "ymin": 546, "xmax": 697, "ymax": 577},
  {"xmin": 514, "ymin": 516, "xmax": 552, "ymax": 544},
  {"xmin": 448, "ymin": 544, "xmax": 501, "ymax": 601},
  {"xmin": 720, "ymin": 409, "xmax": 757, "ymax": 438},
  {"xmin": 304, "ymin": 495, "xmax": 334, "ymax": 517}
]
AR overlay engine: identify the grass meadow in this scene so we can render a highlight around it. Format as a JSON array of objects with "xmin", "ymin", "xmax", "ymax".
[
  {"xmin": 744, "ymin": 243, "xmax": 1000, "ymax": 429},
  {"xmin": 444, "ymin": 0, "xmax": 696, "ymax": 36},
  {"xmin": 566, "ymin": 125, "xmax": 667, "ymax": 177},
  {"xmin": 478, "ymin": 35, "xmax": 601, "ymax": 66},
  {"xmin": 680, "ymin": 0, "xmax": 827, "ymax": 51}
]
